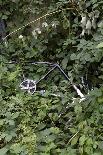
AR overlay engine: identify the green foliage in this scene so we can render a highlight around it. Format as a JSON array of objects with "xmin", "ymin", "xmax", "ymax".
[{"xmin": 0, "ymin": 0, "xmax": 103, "ymax": 155}]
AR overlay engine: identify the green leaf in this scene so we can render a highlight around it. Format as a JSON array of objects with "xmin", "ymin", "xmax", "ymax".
[
  {"xmin": 70, "ymin": 53, "xmax": 76, "ymax": 60},
  {"xmin": 62, "ymin": 57, "xmax": 68, "ymax": 69},
  {"xmin": 85, "ymin": 146, "xmax": 93, "ymax": 154},
  {"xmin": 79, "ymin": 135, "xmax": 87, "ymax": 146},
  {"xmin": 50, "ymin": 127, "xmax": 60, "ymax": 134},
  {"xmin": 63, "ymin": 18, "xmax": 70, "ymax": 29},
  {"xmin": 71, "ymin": 136, "xmax": 79, "ymax": 146},
  {"xmin": 74, "ymin": 105, "xmax": 82, "ymax": 114},
  {"xmin": 98, "ymin": 97, "xmax": 103, "ymax": 103},
  {"xmin": 90, "ymin": 88, "xmax": 102, "ymax": 97},
  {"xmin": 0, "ymin": 119, "xmax": 4, "ymax": 126},
  {"xmin": 8, "ymin": 120, "xmax": 15, "ymax": 126},
  {"xmin": 2, "ymin": 15, "xmax": 8, "ymax": 19},
  {"xmin": 98, "ymin": 141, "xmax": 103, "ymax": 150},
  {"xmin": 86, "ymin": 138, "xmax": 93, "ymax": 145},
  {"xmin": 96, "ymin": 42, "xmax": 103, "ymax": 48},
  {"xmin": 10, "ymin": 143, "xmax": 24, "ymax": 154},
  {"xmin": 0, "ymin": 12, "xmax": 2, "ymax": 17},
  {"xmin": 12, "ymin": 112, "xmax": 20, "ymax": 119},
  {"xmin": 5, "ymin": 134, "xmax": 13, "ymax": 142},
  {"xmin": 8, "ymin": 69, "xmax": 19, "ymax": 81},
  {"xmin": 0, "ymin": 147, "xmax": 8, "ymax": 155},
  {"xmin": 92, "ymin": 153, "xmax": 102, "ymax": 155}
]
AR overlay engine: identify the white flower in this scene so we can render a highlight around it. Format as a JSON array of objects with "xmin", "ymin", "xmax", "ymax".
[
  {"xmin": 32, "ymin": 30, "xmax": 37, "ymax": 39},
  {"xmin": 80, "ymin": 29, "xmax": 85, "ymax": 37},
  {"xmin": 92, "ymin": 17, "xmax": 97, "ymax": 29},
  {"xmin": 35, "ymin": 28, "xmax": 41, "ymax": 34},
  {"xmin": 42, "ymin": 22, "xmax": 48, "ymax": 28},
  {"xmin": 32, "ymin": 30, "xmax": 36, "ymax": 36},
  {"xmin": 18, "ymin": 35, "xmax": 23, "ymax": 39},
  {"xmin": 81, "ymin": 15, "xmax": 87, "ymax": 28},
  {"xmin": 51, "ymin": 21, "xmax": 59, "ymax": 28},
  {"xmin": 32, "ymin": 28, "xmax": 41, "ymax": 39},
  {"xmin": 86, "ymin": 19, "xmax": 92, "ymax": 35},
  {"xmin": 86, "ymin": 20, "xmax": 92, "ymax": 30},
  {"xmin": 52, "ymin": 23, "xmax": 57, "ymax": 28}
]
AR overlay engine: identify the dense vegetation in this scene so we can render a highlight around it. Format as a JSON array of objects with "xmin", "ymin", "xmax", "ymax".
[{"xmin": 0, "ymin": 0, "xmax": 103, "ymax": 154}]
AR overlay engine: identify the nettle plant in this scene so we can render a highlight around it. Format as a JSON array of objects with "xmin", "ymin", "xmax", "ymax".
[{"xmin": 0, "ymin": 0, "xmax": 103, "ymax": 155}]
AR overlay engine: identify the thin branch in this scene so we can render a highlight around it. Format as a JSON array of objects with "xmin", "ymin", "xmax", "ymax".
[
  {"xmin": 36, "ymin": 65, "xmax": 57, "ymax": 84},
  {"xmin": 67, "ymin": 131, "xmax": 79, "ymax": 145},
  {"xmin": 3, "ymin": 7, "xmax": 76, "ymax": 40}
]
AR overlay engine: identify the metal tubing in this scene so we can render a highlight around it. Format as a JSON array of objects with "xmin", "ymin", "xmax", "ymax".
[{"xmin": 36, "ymin": 65, "xmax": 57, "ymax": 84}]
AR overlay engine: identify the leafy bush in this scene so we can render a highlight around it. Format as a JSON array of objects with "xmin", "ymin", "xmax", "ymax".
[{"xmin": 0, "ymin": 0, "xmax": 103, "ymax": 154}]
